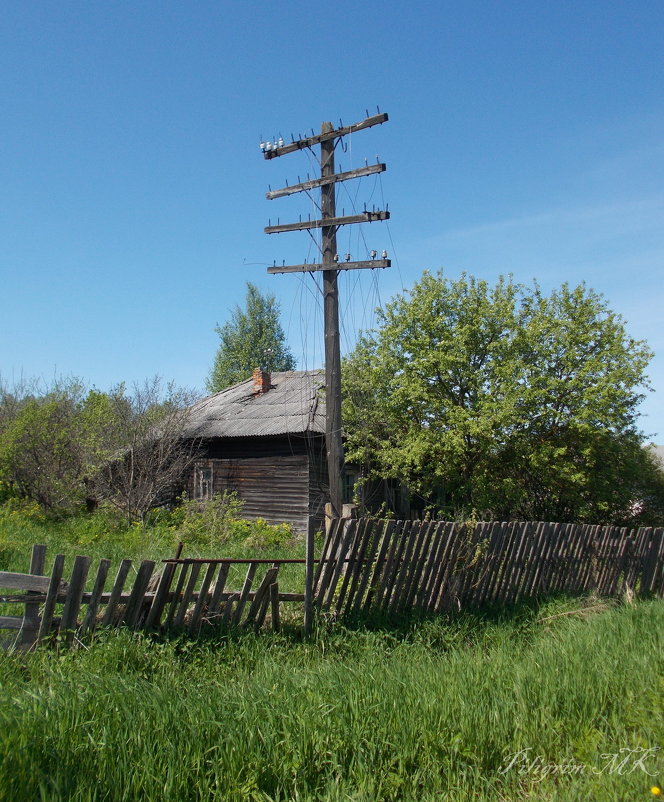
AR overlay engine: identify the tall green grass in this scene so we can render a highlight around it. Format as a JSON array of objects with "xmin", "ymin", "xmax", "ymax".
[
  {"xmin": 0, "ymin": 599, "xmax": 662, "ymax": 801},
  {"xmin": 0, "ymin": 504, "xmax": 310, "ymax": 594}
]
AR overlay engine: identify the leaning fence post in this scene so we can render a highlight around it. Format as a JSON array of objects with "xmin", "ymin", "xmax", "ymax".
[
  {"xmin": 59, "ymin": 556, "xmax": 91, "ymax": 645},
  {"xmin": 22, "ymin": 544, "xmax": 47, "ymax": 648},
  {"xmin": 37, "ymin": 553, "xmax": 66, "ymax": 645}
]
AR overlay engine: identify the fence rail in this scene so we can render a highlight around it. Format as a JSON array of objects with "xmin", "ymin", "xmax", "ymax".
[{"xmin": 314, "ymin": 519, "xmax": 664, "ymax": 617}]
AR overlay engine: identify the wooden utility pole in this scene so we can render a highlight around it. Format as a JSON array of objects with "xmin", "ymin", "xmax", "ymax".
[
  {"xmin": 262, "ymin": 112, "xmax": 390, "ymax": 633},
  {"xmin": 320, "ymin": 122, "xmax": 343, "ymax": 522}
]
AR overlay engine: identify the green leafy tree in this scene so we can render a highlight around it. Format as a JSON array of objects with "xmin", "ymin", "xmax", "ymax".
[
  {"xmin": 343, "ymin": 271, "xmax": 662, "ymax": 524},
  {"xmin": 0, "ymin": 377, "xmax": 200, "ymax": 520},
  {"xmin": 207, "ymin": 282, "xmax": 296, "ymax": 392},
  {"xmin": 0, "ymin": 379, "xmax": 89, "ymax": 511}
]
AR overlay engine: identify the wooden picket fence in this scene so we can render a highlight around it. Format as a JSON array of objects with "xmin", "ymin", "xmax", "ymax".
[
  {"xmin": 314, "ymin": 519, "xmax": 664, "ymax": 617},
  {"xmin": 2, "ymin": 520, "xmax": 663, "ymax": 648},
  {"xmin": 0, "ymin": 546, "xmax": 302, "ymax": 650}
]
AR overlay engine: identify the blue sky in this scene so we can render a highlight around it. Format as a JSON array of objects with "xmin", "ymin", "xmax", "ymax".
[{"xmin": 1, "ymin": 1, "xmax": 662, "ymax": 437}]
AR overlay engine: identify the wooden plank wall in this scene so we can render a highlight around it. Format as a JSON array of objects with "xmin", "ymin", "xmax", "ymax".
[
  {"xmin": 195, "ymin": 455, "xmax": 311, "ymax": 534},
  {"xmin": 315, "ymin": 519, "xmax": 664, "ymax": 617}
]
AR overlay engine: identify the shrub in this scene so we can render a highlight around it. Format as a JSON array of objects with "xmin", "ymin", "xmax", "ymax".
[
  {"xmin": 232, "ymin": 517, "xmax": 295, "ymax": 549},
  {"xmin": 175, "ymin": 492, "xmax": 245, "ymax": 547}
]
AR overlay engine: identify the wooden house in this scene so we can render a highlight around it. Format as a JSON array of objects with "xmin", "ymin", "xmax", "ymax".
[{"xmin": 181, "ymin": 369, "xmax": 329, "ymax": 534}]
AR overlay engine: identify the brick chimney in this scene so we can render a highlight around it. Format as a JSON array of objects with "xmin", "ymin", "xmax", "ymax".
[{"xmin": 252, "ymin": 367, "xmax": 271, "ymax": 394}]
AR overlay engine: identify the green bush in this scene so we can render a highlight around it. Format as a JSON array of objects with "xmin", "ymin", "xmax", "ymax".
[
  {"xmin": 173, "ymin": 491, "xmax": 245, "ymax": 547},
  {"xmin": 0, "ymin": 496, "xmax": 47, "ymax": 525},
  {"xmin": 233, "ymin": 516, "xmax": 295, "ymax": 549},
  {"xmin": 172, "ymin": 492, "xmax": 295, "ymax": 550}
]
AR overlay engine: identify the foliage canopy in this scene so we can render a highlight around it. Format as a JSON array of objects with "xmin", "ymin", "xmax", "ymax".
[
  {"xmin": 0, "ymin": 377, "xmax": 199, "ymax": 521},
  {"xmin": 207, "ymin": 282, "xmax": 295, "ymax": 392},
  {"xmin": 343, "ymin": 271, "xmax": 663, "ymax": 524}
]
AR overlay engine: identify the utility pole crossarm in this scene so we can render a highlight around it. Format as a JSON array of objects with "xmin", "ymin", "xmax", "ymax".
[
  {"xmin": 266, "ymin": 164, "xmax": 386, "ymax": 200},
  {"xmin": 267, "ymin": 259, "xmax": 391, "ymax": 275},
  {"xmin": 265, "ymin": 210, "xmax": 389, "ymax": 235},
  {"xmin": 262, "ymin": 112, "xmax": 388, "ymax": 159}
]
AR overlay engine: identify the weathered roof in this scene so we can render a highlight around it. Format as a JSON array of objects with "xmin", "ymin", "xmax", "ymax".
[
  {"xmin": 183, "ymin": 370, "xmax": 326, "ymax": 439},
  {"xmin": 649, "ymin": 444, "xmax": 664, "ymax": 470}
]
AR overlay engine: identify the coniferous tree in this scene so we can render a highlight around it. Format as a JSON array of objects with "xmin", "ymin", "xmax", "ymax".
[{"xmin": 207, "ymin": 283, "xmax": 295, "ymax": 392}]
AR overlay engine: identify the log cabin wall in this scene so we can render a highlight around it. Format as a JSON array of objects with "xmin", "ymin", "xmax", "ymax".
[{"xmin": 188, "ymin": 435, "xmax": 328, "ymax": 535}]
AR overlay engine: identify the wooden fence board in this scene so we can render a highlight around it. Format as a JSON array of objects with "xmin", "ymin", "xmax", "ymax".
[
  {"xmin": 314, "ymin": 518, "xmax": 343, "ymax": 589},
  {"xmin": 164, "ymin": 563, "xmax": 190, "ymax": 628},
  {"xmin": 245, "ymin": 566, "xmax": 279, "ymax": 626},
  {"xmin": 503, "ymin": 521, "xmax": 532, "ymax": 602},
  {"xmin": 188, "ymin": 563, "xmax": 218, "ymax": 632},
  {"xmin": 457, "ymin": 522, "xmax": 491, "ymax": 607},
  {"xmin": 335, "ymin": 519, "xmax": 367, "ymax": 614},
  {"xmin": 0, "ymin": 572, "xmax": 53, "ymax": 593},
  {"xmin": 562, "ymin": 522, "xmax": 586, "ymax": 594},
  {"xmin": 426, "ymin": 522, "xmax": 459, "ymax": 612},
  {"xmin": 253, "ymin": 580, "xmax": 273, "ymax": 631},
  {"xmin": 400, "ymin": 520, "xmax": 433, "ymax": 611},
  {"xmin": 320, "ymin": 519, "xmax": 358, "ymax": 610},
  {"xmin": 389, "ymin": 522, "xmax": 421, "ymax": 613},
  {"xmin": 223, "ymin": 591, "xmax": 240, "ymax": 625},
  {"xmin": 144, "ymin": 563, "xmax": 177, "ymax": 631},
  {"xmin": 22, "ymin": 545, "xmax": 47, "ymax": 647},
  {"xmin": 592, "ymin": 526, "xmax": 611, "ymax": 594},
  {"xmin": 347, "ymin": 519, "xmax": 384, "ymax": 613},
  {"xmin": 479, "ymin": 522, "xmax": 510, "ymax": 606},
  {"xmin": 353, "ymin": 519, "xmax": 386, "ymax": 612},
  {"xmin": 314, "ymin": 517, "xmax": 346, "ymax": 605},
  {"xmin": 414, "ymin": 521, "xmax": 445, "ymax": 609},
  {"xmin": 231, "ymin": 563, "xmax": 257, "ymax": 626},
  {"xmin": 371, "ymin": 520, "xmax": 405, "ymax": 610},
  {"xmin": 596, "ymin": 527, "xmax": 618, "ymax": 595},
  {"xmin": 582, "ymin": 525, "xmax": 602, "ymax": 592},
  {"xmin": 37, "ymin": 554, "xmax": 66, "ymax": 644},
  {"xmin": 59, "ymin": 556, "xmax": 91, "ymax": 642},
  {"xmin": 433, "ymin": 524, "xmax": 470, "ymax": 612},
  {"xmin": 422, "ymin": 521, "xmax": 456, "ymax": 609},
  {"xmin": 174, "ymin": 563, "xmax": 201, "ymax": 628},
  {"xmin": 381, "ymin": 521, "xmax": 412, "ymax": 611},
  {"xmin": 80, "ymin": 559, "xmax": 111, "ymax": 635},
  {"xmin": 365, "ymin": 519, "xmax": 397, "ymax": 610},
  {"xmin": 606, "ymin": 528, "xmax": 629, "ymax": 596},
  {"xmin": 101, "ymin": 559, "xmax": 132, "ymax": 627},
  {"xmin": 535, "ymin": 521, "xmax": 562, "ymax": 596},
  {"xmin": 641, "ymin": 528, "xmax": 664, "ymax": 595},
  {"xmin": 207, "ymin": 563, "xmax": 230, "ymax": 620},
  {"xmin": 123, "ymin": 561, "xmax": 156, "ymax": 629},
  {"xmin": 627, "ymin": 528, "xmax": 648, "ymax": 592},
  {"xmin": 512, "ymin": 522, "xmax": 544, "ymax": 602},
  {"xmin": 336, "ymin": 518, "xmax": 369, "ymax": 614},
  {"xmin": 269, "ymin": 583, "xmax": 280, "ymax": 632}
]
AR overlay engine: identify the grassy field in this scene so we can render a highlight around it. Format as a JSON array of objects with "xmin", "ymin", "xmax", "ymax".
[{"xmin": 0, "ymin": 510, "xmax": 662, "ymax": 801}]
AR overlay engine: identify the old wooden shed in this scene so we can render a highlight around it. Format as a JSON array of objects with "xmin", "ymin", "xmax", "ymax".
[{"xmin": 181, "ymin": 369, "xmax": 329, "ymax": 534}]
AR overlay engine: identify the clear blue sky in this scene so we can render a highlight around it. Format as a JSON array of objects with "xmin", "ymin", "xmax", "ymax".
[{"xmin": 1, "ymin": 2, "xmax": 662, "ymax": 438}]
